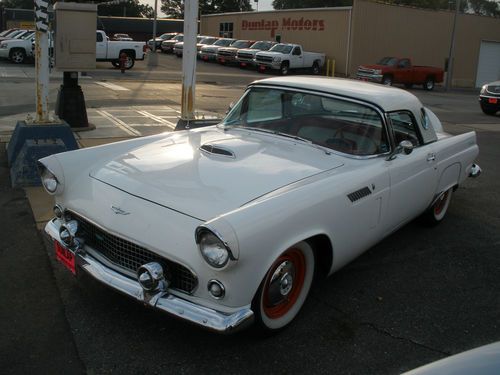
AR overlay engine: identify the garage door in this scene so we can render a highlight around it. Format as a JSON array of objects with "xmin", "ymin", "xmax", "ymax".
[{"xmin": 476, "ymin": 41, "xmax": 500, "ymax": 87}]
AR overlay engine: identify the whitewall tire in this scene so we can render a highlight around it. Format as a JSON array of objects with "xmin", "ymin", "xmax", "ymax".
[{"xmin": 253, "ymin": 241, "xmax": 315, "ymax": 331}]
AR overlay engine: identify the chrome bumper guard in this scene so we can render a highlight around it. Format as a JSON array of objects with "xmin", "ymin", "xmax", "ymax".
[{"xmin": 45, "ymin": 219, "xmax": 254, "ymax": 333}]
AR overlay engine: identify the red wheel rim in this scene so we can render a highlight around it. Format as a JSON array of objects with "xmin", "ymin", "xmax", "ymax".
[
  {"xmin": 434, "ymin": 191, "xmax": 449, "ymax": 216},
  {"xmin": 262, "ymin": 248, "xmax": 306, "ymax": 319}
]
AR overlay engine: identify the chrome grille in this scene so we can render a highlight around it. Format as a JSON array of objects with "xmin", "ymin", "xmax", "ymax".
[
  {"xmin": 256, "ymin": 55, "xmax": 273, "ymax": 63},
  {"xmin": 357, "ymin": 67, "xmax": 376, "ymax": 75},
  {"xmin": 218, "ymin": 50, "xmax": 235, "ymax": 57},
  {"xmin": 68, "ymin": 212, "xmax": 198, "ymax": 294},
  {"xmin": 237, "ymin": 52, "xmax": 253, "ymax": 60}
]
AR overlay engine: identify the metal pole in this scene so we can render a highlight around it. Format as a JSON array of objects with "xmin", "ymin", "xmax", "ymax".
[
  {"xmin": 34, "ymin": 1, "xmax": 50, "ymax": 123},
  {"xmin": 445, "ymin": 0, "xmax": 460, "ymax": 91},
  {"xmin": 152, "ymin": 0, "xmax": 157, "ymax": 51},
  {"xmin": 180, "ymin": 0, "xmax": 198, "ymax": 121}
]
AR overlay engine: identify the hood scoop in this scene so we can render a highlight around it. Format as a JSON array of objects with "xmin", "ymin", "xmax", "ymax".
[{"xmin": 200, "ymin": 144, "xmax": 235, "ymax": 158}]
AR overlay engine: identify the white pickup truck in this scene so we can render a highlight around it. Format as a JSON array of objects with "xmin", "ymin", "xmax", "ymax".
[
  {"xmin": 0, "ymin": 31, "xmax": 35, "ymax": 64},
  {"xmin": 255, "ymin": 43, "xmax": 325, "ymax": 75},
  {"xmin": 96, "ymin": 30, "xmax": 146, "ymax": 69}
]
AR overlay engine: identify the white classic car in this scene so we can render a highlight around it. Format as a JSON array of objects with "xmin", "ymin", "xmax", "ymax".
[{"xmin": 39, "ymin": 77, "xmax": 481, "ymax": 333}]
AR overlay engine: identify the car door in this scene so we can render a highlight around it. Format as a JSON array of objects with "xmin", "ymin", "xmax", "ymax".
[
  {"xmin": 290, "ymin": 46, "xmax": 303, "ymax": 68},
  {"xmin": 95, "ymin": 32, "xmax": 107, "ymax": 59},
  {"xmin": 385, "ymin": 110, "xmax": 438, "ymax": 232},
  {"xmin": 393, "ymin": 59, "xmax": 412, "ymax": 84}
]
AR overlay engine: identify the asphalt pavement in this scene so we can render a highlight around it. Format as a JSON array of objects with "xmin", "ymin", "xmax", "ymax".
[{"xmin": 0, "ymin": 54, "xmax": 499, "ymax": 374}]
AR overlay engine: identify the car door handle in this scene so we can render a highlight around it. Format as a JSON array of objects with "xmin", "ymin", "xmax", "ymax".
[{"xmin": 427, "ymin": 153, "xmax": 436, "ymax": 162}]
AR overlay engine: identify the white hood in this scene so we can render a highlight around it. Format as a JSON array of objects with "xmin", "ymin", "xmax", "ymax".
[{"xmin": 90, "ymin": 127, "xmax": 343, "ymax": 220}]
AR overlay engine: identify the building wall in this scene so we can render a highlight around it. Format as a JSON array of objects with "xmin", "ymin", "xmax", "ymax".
[
  {"xmin": 201, "ymin": 8, "xmax": 352, "ymax": 75},
  {"xmin": 202, "ymin": 1, "xmax": 500, "ymax": 88},
  {"xmin": 350, "ymin": 0, "xmax": 500, "ymax": 88}
]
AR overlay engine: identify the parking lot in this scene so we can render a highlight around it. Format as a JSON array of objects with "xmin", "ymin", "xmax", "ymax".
[{"xmin": 1, "ymin": 52, "xmax": 500, "ymax": 374}]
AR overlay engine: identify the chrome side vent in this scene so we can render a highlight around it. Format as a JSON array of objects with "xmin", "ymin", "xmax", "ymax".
[
  {"xmin": 347, "ymin": 187, "xmax": 372, "ymax": 202},
  {"xmin": 200, "ymin": 144, "xmax": 235, "ymax": 158}
]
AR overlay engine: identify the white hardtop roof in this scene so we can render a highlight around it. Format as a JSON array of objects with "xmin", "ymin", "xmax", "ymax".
[{"xmin": 251, "ymin": 76, "xmax": 423, "ymax": 113}]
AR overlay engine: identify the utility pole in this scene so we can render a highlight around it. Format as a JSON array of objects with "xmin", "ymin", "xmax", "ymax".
[
  {"xmin": 148, "ymin": 0, "xmax": 158, "ymax": 66},
  {"xmin": 180, "ymin": 0, "xmax": 198, "ymax": 122},
  {"xmin": 445, "ymin": 0, "xmax": 460, "ymax": 91}
]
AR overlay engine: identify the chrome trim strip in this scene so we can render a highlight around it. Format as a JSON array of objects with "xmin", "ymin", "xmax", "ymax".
[{"xmin": 45, "ymin": 219, "xmax": 254, "ymax": 333}]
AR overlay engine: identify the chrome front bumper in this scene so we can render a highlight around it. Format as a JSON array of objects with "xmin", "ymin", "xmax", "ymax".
[
  {"xmin": 45, "ymin": 219, "xmax": 254, "ymax": 333},
  {"xmin": 356, "ymin": 72, "xmax": 383, "ymax": 83}
]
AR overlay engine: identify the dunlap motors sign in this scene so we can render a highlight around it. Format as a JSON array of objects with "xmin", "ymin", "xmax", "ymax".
[{"xmin": 241, "ymin": 17, "xmax": 325, "ymax": 38}]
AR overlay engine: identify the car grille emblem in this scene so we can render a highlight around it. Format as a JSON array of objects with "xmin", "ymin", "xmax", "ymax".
[{"xmin": 111, "ymin": 206, "xmax": 130, "ymax": 215}]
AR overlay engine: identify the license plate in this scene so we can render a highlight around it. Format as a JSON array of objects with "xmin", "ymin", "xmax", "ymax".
[
  {"xmin": 54, "ymin": 241, "xmax": 76, "ymax": 275},
  {"xmin": 259, "ymin": 65, "xmax": 265, "ymax": 71},
  {"xmin": 241, "ymin": 62, "xmax": 247, "ymax": 67},
  {"xmin": 203, "ymin": 56, "xmax": 208, "ymax": 61},
  {"xmin": 489, "ymin": 98, "xmax": 498, "ymax": 104},
  {"xmin": 220, "ymin": 58, "xmax": 225, "ymax": 63}
]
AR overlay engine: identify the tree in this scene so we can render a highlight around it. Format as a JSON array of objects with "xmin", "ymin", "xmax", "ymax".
[
  {"xmin": 161, "ymin": 0, "xmax": 253, "ymax": 19},
  {"xmin": 97, "ymin": 0, "xmax": 154, "ymax": 18},
  {"xmin": 1, "ymin": 0, "xmax": 154, "ymax": 18}
]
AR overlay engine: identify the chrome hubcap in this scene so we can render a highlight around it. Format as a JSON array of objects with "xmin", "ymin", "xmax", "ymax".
[{"xmin": 267, "ymin": 260, "xmax": 295, "ymax": 306}]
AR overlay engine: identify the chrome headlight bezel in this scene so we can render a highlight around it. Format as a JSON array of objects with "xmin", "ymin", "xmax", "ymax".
[
  {"xmin": 273, "ymin": 56, "xmax": 281, "ymax": 62},
  {"xmin": 374, "ymin": 69, "xmax": 382, "ymax": 75},
  {"xmin": 38, "ymin": 163, "xmax": 59, "ymax": 194},
  {"xmin": 195, "ymin": 226, "xmax": 235, "ymax": 270}
]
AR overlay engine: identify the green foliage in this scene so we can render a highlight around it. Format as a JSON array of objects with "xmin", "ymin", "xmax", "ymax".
[
  {"xmin": 160, "ymin": 0, "xmax": 253, "ymax": 19},
  {"xmin": 1, "ymin": 0, "xmax": 35, "ymax": 9},
  {"xmin": 97, "ymin": 0, "xmax": 155, "ymax": 18},
  {"xmin": 1, "ymin": 0, "xmax": 154, "ymax": 18}
]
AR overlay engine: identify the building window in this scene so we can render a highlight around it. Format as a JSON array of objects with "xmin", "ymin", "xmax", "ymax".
[{"xmin": 219, "ymin": 22, "xmax": 233, "ymax": 38}]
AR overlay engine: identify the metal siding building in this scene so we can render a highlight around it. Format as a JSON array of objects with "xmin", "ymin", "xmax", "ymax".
[{"xmin": 201, "ymin": 0, "xmax": 500, "ymax": 88}]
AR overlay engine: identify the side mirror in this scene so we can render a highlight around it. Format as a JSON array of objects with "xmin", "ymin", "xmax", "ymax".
[{"xmin": 386, "ymin": 140, "xmax": 414, "ymax": 161}]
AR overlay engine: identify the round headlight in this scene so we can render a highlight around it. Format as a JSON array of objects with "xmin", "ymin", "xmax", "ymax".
[
  {"xmin": 198, "ymin": 230, "xmax": 229, "ymax": 268},
  {"xmin": 41, "ymin": 167, "xmax": 58, "ymax": 193}
]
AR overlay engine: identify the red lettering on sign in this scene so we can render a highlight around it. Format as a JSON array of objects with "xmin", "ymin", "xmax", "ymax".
[{"xmin": 241, "ymin": 18, "xmax": 324, "ymax": 37}]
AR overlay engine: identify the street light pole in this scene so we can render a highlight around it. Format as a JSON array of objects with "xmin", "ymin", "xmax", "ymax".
[
  {"xmin": 180, "ymin": 0, "xmax": 198, "ymax": 121},
  {"xmin": 148, "ymin": 0, "xmax": 158, "ymax": 66},
  {"xmin": 445, "ymin": 0, "xmax": 460, "ymax": 91}
]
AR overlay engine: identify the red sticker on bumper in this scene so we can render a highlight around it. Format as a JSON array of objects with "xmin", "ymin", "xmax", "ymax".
[{"xmin": 54, "ymin": 241, "xmax": 76, "ymax": 275}]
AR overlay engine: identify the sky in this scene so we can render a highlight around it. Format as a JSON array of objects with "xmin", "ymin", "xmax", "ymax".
[{"xmin": 140, "ymin": 0, "xmax": 274, "ymax": 17}]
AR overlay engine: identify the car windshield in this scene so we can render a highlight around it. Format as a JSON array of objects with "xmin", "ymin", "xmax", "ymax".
[
  {"xmin": 269, "ymin": 44, "xmax": 293, "ymax": 54},
  {"xmin": 222, "ymin": 87, "xmax": 389, "ymax": 156},
  {"xmin": 214, "ymin": 39, "xmax": 234, "ymax": 46},
  {"xmin": 230, "ymin": 40, "xmax": 251, "ymax": 48},
  {"xmin": 250, "ymin": 41, "xmax": 273, "ymax": 50},
  {"xmin": 0, "ymin": 30, "xmax": 12, "ymax": 36},
  {"xmin": 174, "ymin": 35, "xmax": 183, "ymax": 42},
  {"xmin": 21, "ymin": 32, "xmax": 34, "ymax": 40},
  {"xmin": 161, "ymin": 33, "xmax": 176, "ymax": 40},
  {"xmin": 377, "ymin": 57, "xmax": 398, "ymax": 66},
  {"xmin": 199, "ymin": 37, "xmax": 217, "ymax": 44}
]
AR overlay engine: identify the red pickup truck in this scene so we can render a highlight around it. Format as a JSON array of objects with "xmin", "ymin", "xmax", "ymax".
[{"xmin": 356, "ymin": 57, "xmax": 444, "ymax": 91}]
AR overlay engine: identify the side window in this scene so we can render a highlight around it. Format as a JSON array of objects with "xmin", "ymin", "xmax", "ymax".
[
  {"xmin": 246, "ymin": 89, "xmax": 283, "ymax": 123},
  {"xmin": 388, "ymin": 111, "xmax": 421, "ymax": 147},
  {"xmin": 398, "ymin": 59, "xmax": 410, "ymax": 68},
  {"xmin": 292, "ymin": 47, "xmax": 301, "ymax": 55},
  {"xmin": 96, "ymin": 32, "xmax": 103, "ymax": 42}
]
